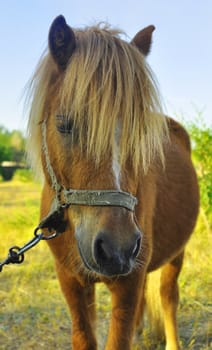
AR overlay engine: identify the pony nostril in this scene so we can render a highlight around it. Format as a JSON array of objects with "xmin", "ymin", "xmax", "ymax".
[
  {"xmin": 95, "ymin": 239, "xmax": 104, "ymax": 261},
  {"xmin": 94, "ymin": 235, "xmax": 112, "ymax": 264},
  {"xmin": 132, "ymin": 237, "xmax": 141, "ymax": 259}
]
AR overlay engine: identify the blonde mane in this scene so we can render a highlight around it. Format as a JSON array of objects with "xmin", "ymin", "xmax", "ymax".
[{"xmin": 26, "ymin": 24, "xmax": 168, "ymax": 176}]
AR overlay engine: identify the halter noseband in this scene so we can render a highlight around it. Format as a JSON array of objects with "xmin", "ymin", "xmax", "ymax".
[
  {"xmin": 63, "ymin": 189, "xmax": 137, "ymax": 211},
  {"xmin": 41, "ymin": 120, "xmax": 137, "ymax": 213}
]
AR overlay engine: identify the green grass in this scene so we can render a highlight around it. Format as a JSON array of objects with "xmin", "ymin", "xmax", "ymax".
[{"xmin": 0, "ymin": 180, "xmax": 211, "ymax": 349}]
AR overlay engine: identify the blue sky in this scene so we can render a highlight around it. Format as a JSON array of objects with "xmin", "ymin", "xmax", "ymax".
[{"xmin": 0, "ymin": 0, "xmax": 211, "ymax": 131}]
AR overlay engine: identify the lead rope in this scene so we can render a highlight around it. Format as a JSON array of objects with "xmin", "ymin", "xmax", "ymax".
[{"xmin": 0, "ymin": 120, "xmax": 67, "ymax": 272}]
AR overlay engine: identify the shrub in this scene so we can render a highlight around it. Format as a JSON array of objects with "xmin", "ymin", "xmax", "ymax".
[
  {"xmin": 13, "ymin": 168, "xmax": 34, "ymax": 182},
  {"xmin": 186, "ymin": 119, "xmax": 212, "ymax": 225}
]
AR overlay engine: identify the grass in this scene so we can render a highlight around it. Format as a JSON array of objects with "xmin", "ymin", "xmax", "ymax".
[{"xmin": 0, "ymin": 180, "xmax": 211, "ymax": 349}]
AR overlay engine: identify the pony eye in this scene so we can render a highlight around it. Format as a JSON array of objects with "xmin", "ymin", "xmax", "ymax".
[{"xmin": 56, "ymin": 115, "xmax": 73, "ymax": 134}]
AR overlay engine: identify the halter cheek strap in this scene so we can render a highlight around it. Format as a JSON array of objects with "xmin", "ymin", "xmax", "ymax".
[
  {"xmin": 41, "ymin": 120, "xmax": 137, "ymax": 212},
  {"xmin": 42, "ymin": 119, "xmax": 62, "ymax": 206}
]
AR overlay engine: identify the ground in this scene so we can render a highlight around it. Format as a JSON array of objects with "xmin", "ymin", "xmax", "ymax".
[{"xmin": 0, "ymin": 181, "xmax": 211, "ymax": 349}]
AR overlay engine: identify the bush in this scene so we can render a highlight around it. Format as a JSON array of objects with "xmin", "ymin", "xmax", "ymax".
[
  {"xmin": 13, "ymin": 168, "xmax": 34, "ymax": 182},
  {"xmin": 186, "ymin": 119, "xmax": 212, "ymax": 225}
]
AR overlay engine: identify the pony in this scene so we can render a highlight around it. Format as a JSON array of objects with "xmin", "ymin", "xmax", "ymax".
[{"xmin": 26, "ymin": 15, "xmax": 199, "ymax": 350}]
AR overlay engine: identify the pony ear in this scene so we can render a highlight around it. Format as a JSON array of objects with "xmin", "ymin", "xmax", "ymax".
[
  {"xmin": 48, "ymin": 15, "xmax": 76, "ymax": 70},
  {"xmin": 131, "ymin": 25, "xmax": 155, "ymax": 56}
]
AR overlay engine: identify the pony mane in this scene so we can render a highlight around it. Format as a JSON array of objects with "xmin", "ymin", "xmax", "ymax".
[{"xmin": 26, "ymin": 23, "xmax": 168, "ymax": 177}]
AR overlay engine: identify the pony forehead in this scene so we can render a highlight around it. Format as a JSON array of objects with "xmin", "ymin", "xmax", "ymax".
[
  {"xmin": 57, "ymin": 23, "xmax": 149, "ymax": 117},
  {"xmin": 62, "ymin": 23, "xmax": 140, "ymax": 81}
]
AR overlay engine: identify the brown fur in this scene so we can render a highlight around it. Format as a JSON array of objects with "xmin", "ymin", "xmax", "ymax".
[{"xmin": 26, "ymin": 16, "xmax": 199, "ymax": 350}]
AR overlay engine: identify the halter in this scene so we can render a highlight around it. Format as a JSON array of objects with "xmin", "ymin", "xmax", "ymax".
[
  {"xmin": 0, "ymin": 120, "xmax": 138, "ymax": 272},
  {"xmin": 41, "ymin": 119, "xmax": 137, "ymax": 225}
]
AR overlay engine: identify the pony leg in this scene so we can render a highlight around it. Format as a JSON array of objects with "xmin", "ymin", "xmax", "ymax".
[
  {"xmin": 105, "ymin": 272, "xmax": 145, "ymax": 350},
  {"xmin": 135, "ymin": 276, "xmax": 146, "ymax": 331},
  {"xmin": 160, "ymin": 252, "xmax": 184, "ymax": 350},
  {"xmin": 56, "ymin": 264, "xmax": 97, "ymax": 350}
]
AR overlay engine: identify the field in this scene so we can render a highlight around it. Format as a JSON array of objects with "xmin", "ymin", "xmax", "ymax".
[{"xmin": 0, "ymin": 180, "xmax": 211, "ymax": 349}]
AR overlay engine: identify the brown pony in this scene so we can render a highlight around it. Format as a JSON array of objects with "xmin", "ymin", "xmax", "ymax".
[{"xmin": 27, "ymin": 15, "xmax": 199, "ymax": 350}]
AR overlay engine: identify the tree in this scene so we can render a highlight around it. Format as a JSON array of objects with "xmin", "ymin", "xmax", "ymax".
[{"xmin": 0, "ymin": 126, "xmax": 25, "ymax": 163}]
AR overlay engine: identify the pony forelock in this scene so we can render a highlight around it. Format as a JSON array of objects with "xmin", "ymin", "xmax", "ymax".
[{"xmin": 26, "ymin": 23, "xmax": 168, "ymax": 177}]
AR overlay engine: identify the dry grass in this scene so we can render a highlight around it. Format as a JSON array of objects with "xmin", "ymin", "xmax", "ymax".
[{"xmin": 0, "ymin": 180, "xmax": 211, "ymax": 349}]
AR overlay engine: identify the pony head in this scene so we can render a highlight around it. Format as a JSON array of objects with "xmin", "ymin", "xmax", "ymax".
[{"xmin": 27, "ymin": 16, "xmax": 168, "ymax": 277}]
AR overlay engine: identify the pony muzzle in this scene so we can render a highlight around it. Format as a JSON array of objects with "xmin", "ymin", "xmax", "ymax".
[
  {"xmin": 93, "ymin": 230, "xmax": 141, "ymax": 276},
  {"xmin": 75, "ymin": 219, "xmax": 142, "ymax": 277}
]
